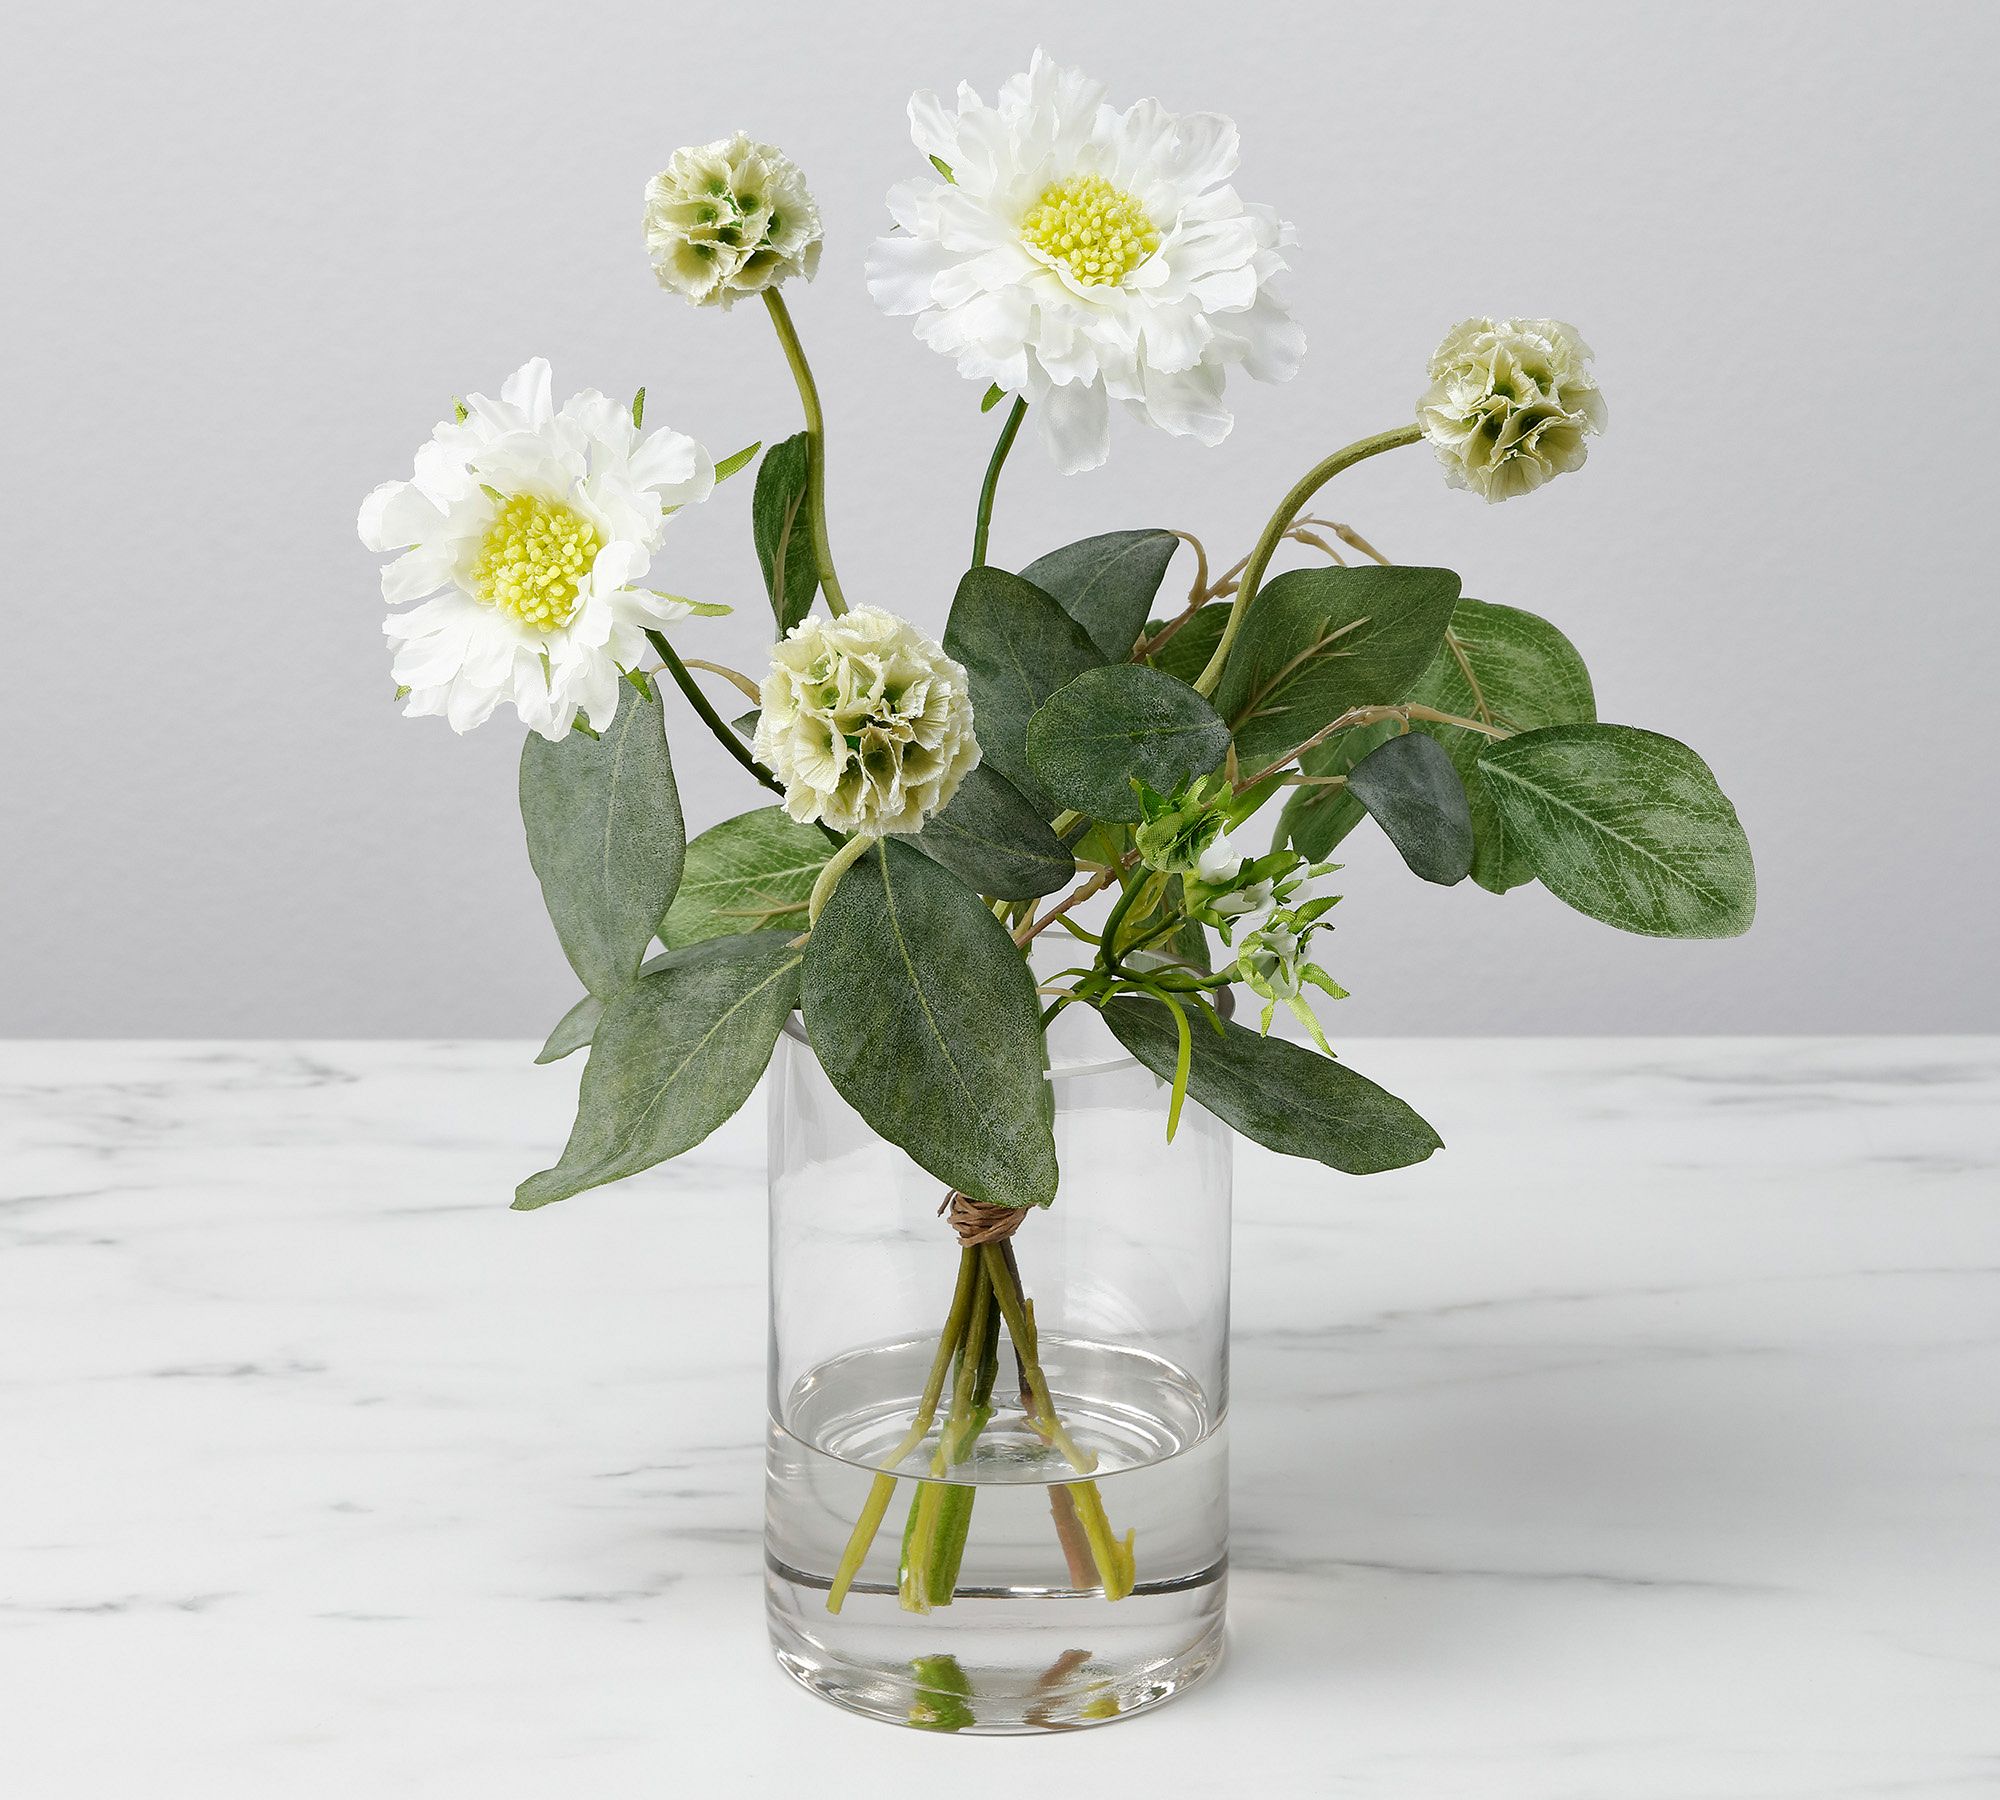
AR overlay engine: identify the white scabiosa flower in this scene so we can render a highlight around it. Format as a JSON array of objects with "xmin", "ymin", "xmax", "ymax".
[
  {"xmin": 644, "ymin": 133, "xmax": 822, "ymax": 308},
  {"xmin": 358, "ymin": 359, "xmax": 714, "ymax": 739},
  {"xmin": 753, "ymin": 606, "xmax": 980, "ymax": 836},
  {"xmin": 1418, "ymin": 317, "xmax": 1606, "ymax": 502},
  {"xmin": 867, "ymin": 51, "xmax": 1305, "ymax": 474}
]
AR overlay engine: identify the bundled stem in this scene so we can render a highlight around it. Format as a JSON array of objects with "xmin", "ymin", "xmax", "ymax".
[
  {"xmin": 825, "ymin": 1249, "xmax": 980, "ymax": 1612},
  {"xmin": 827, "ymin": 1218, "xmax": 1139, "ymax": 1614},
  {"xmin": 900, "ymin": 1252, "xmax": 1000, "ymax": 1610}
]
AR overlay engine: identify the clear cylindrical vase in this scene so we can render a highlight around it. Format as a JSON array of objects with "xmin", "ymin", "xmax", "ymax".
[{"xmin": 764, "ymin": 1010, "xmax": 1231, "ymax": 1732}]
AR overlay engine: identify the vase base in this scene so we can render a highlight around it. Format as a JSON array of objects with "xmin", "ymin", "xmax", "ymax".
[{"xmin": 767, "ymin": 1570, "xmax": 1226, "ymax": 1734}]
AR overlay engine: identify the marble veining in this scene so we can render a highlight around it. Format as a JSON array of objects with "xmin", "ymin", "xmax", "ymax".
[{"xmin": 3, "ymin": 1038, "xmax": 1997, "ymax": 1796}]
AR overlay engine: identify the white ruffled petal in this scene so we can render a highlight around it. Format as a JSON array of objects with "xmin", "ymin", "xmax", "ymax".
[
  {"xmin": 626, "ymin": 426, "xmax": 714, "ymax": 505},
  {"xmin": 1038, "ymin": 379, "xmax": 1112, "ymax": 475},
  {"xmin": 500, "ymin": 357, "xmax": 554, "ymax": 426},
  {"xmin": 358, "ymin": 480, "xmax": 439, "ymax": 552},
  {"xmin": 444, "ymin": 674, "xmax": 505, "ymax": 734},
  {"xmin": 866, "ymin": 232, "xmax": 961, "ymax": 314},
  {"xmin": 379, "ymin": 543, "xmax": 454, "ymax": 608},
  {"xmin": 1133, "ymin": 303, "xmax": 1213, "ymax": 376},
  {"xmin": 1134, "ymin": 361, "xmax": 1232, "ymax": 446},
  {"xmin": 1214, "ymin": 288, "xmax": 1307, "ymax": 384},
  {"xmin": 908, "ymin": 89, "xmax": 959, "ymax": 163}
]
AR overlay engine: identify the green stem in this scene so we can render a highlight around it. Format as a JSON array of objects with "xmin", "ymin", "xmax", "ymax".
[
  {"xmin": 644, "ymin": 629, "xmax": 786, "ymax": 802},
  {"xmin": 971, "ymin": 396, "xmax": 1027, "ymax": 568},
  {"xmin": 902, "ymin": 1258, "xmax": 997, "ymax": 1611},
  {"xmin": 762, "ymin": 289, "xmax": 848, "ymax": 616},
  {"xmin": 826, "ymin": 1248, "xmax": 981, "ymax": 1613},
  {"xmin": 979, "ymin": 1244, "xmax": 1135, "ymax": 1599},
  {"xmin": 942, "ymin": 1263, "xmax": 994, "ymax": 1460},
  {"xmin": 1098, "ymin": 878, "xmax": 1146, "ymax": 976},
  {"xmin": 1192, "ymin": 422, "xmax": 1424, "ymax": 697},
  {"xmin": 806, "ymin": 833, "xmax": 870, "ymax": 927},
  {"xmin": 979, "ymin": 1246, "xmax": 1091, "ymax": 1469}
]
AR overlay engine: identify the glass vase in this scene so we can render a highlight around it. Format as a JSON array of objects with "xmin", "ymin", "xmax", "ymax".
[{"xmin": 763, "ymin": 1010, "xmax": 1231, "ymax": 1732}]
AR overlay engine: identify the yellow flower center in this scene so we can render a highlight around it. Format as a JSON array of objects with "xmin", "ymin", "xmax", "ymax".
[
  {"xmin": 470, "ymin": 493, "xmax": 601, "ymax": 631},
  {"xmin": 1020, "ymin": 172, "xmax": 1159, "ymax": 287}
]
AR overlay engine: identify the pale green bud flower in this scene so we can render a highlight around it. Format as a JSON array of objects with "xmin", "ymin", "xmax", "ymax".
[
  {"xmin": 644, "ymin": 133, "xmax": 823, "ymax": 309},
  {"xmin": 1418, "ymin": 316, "xmax": 1605, "ymax": 502},
  {"xmin": 753, "ymin": 606, "xmax": 979, "ymax": 837}
]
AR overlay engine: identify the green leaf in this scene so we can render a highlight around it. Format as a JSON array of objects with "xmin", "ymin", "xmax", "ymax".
[
  {"xmin": 630, "ymin": 387, "xmax": 644, "ymax": 429},
  {"xmin": 943, "ymin": 567, "xmax": 1104, "ymax": 815},
  {"xmin": 1278, "ymin": 716, "xmax": 1398, "ymax": 860},
  {"xmin": 1212, "ymin": 565, "xmax": 1461, "ymax": 770},
  {"xmin": 1103, "ymin": 997, "xmax": 1443, "ymax": 1174},
  {"xmin": 1068, "ymin": 819, "xmax": 1128, "ymax": 865},
  {"xmin": 536, "ymin": 993, "xmax": 604, "ymax": 1064},
  {"xmin": 1025, "ymin": 664, "xmax": 1231, "ymax": 824},
  {"xmin": 1345, "ymin": 731, "xmax": 1474, "ymax": 885},
  {"xmin": 515, "ymin": 931, "xmax": 803, "ymax": 1208},
  {"xmin": 800, "ymin": 840, "xmax": 1058, "ymax": 1208},
  {"xmin": 519, "ymin": 684, "xmax": 685, "ymax": 997},
  {"xmin": 752, "ymin": 433, "xmax": 818, "ymax": 634},
  {"xmin": 713, "ymin": 439, "xmax": 761, "ymax": 483},
  {"xmin": 1477, "ymin": 724, "xmax": 1755, "ymax": 938},
  {"xmin": 915, "ymin": 764, "xmax": 1075, "ymax": 899},
  {"xmin": 1414, "ymin": 599, "xmax": 1596, "ymax": 893},
  {"xmin": 1142, "ymin": 602, "xmax": 1231, "ymax": 686},
  {"xmin": 1020, "ymin": 529, "xmax": 1180, "ymax": 661},
  {"xmin": 979, "ymin": 381, "xmax": 1003, "ymax": 410},
  {"xmin": 1280, "ymin": 596, "xmax": 1594, "ymax": 882},
  {"xmin": 658, "ymin": 807, "xmax": 829, "ymax": 950}
]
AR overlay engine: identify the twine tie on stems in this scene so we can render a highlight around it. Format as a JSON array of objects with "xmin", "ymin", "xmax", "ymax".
[{"xmin": 938, "ymin": 1191, "xmax": 1028, "ymax": 1247}]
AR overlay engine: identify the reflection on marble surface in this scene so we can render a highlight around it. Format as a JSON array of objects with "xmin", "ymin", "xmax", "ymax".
[{"xmin": 4, "ymin": 1039, "xmax": 1998, "ymax": 1796}]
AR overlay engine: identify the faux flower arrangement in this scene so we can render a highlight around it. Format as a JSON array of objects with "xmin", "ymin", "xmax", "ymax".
[{"xmin": 360, "ymin": 52, "xmax": 1754, "ymax": 1633}]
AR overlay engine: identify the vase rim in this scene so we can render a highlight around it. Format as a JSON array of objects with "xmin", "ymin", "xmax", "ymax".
[
  {"xmin": 780, "ymin": 1003, "xmax": 1146, "ymax": 1081},
  {"xmin": 779, "ymin": 954, "xmax": 1234, "ymax": 1079}
]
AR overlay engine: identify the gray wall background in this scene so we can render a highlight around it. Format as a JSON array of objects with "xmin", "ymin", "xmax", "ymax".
[{"xmin": 4, "ymin": 0, "xmax": 1993, "ymax": 1038}]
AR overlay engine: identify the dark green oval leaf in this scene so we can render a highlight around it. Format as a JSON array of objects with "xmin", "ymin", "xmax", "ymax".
[
  {"xmin": 1346, "ymin": 731, "xmax": 1474, "ymax": 885},
  {"xmin": 515, "ymin": 931, "xmax": 803, "ymax": 1208},
  {"xmin": 1025, "ymin": 665, "xmax": 1231, "ymax": 823},
  {"xmin": 1477, "ymin": 723, "xmax": 1755, "ymax": 938},
  {"xmin": 1102, "ymin": 997, "xmax": 1443, "ymax": 1174},
  {"xmin": 753, "ymin": 433, "xmax": 818, "ymax": 635},
  {"xmin": 1278, "ymin": 715, "xmax": 1399, "ymax": 861},
  {"xmin": 801, "ymin": 839, "xmax": 1058, "ymax": 1208},
  {"xmin": 1212, "ymin": 565, "xmax": 1461, "ymax": 770},
  {"xmin": 943, "ymin": 567, "xmax": 1104, "ymax": 815},
  {"xmin": 519, "ymin": 684, "xmax": 685, "ymax": 997},
  {"xmin": 659, "ymin": 807, "xmax": 828, "ymax": 949},
  {"xmin": 915, "ymin": 764, "xmax": 1075, "ymax": 899},
  {"xmin": 1021, "ymin": 529, "xmax": 1180, "ymax": 660}
]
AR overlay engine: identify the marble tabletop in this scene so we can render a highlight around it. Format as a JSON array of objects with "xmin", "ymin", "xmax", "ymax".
[{"xmin": 4, "ymin": 1038, "xmax": 1998, "ymax": 1797}]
